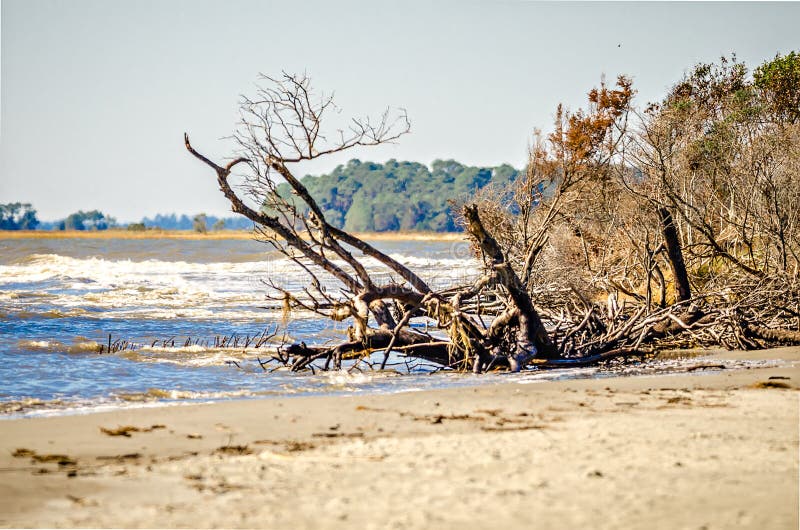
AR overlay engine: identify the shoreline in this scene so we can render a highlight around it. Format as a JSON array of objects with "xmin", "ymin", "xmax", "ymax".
[
  {"xmin": 1, "ymin": 347, "xmax": 798, "ymax": 528},
  {"xmin": 0, "ymin": 229, "xmax": 467, "ymax": 242},
  {"xmin": 0, "ymin": 348, "xmax": 787, "ymax": 421}
]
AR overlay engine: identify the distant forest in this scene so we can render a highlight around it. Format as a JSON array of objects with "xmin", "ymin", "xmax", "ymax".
[
  {"xmin": 3, "ymin": 159, "xmax": 520, "ymax": 232},
  {"xmin": 0, "ymin": 205, "xmax": 253, "ymax": 232},
  {"xmin": 138, "ymin": 213, "xmax": 253, "ymax": 231},
  {"xmin": 277, "ymin": 159, "xmax": 520, "ymax": 232}
]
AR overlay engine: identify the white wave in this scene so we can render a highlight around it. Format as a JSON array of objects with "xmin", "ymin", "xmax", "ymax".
[
  {"xmin": 132, "ymin": 345, "xmax": 283, "ymax": 367},
  {"xmin": 114, "ymin": 388, "xmax": 272, "ymax": 402},
  {"xmin": 0, "ymin": 251, "xmax": 481, "ymax": 320},
  {"xmin": 132, "ymin": 352, "xmax": 249, "ymax": 367},
  {"xmin": 1, "ymin": 252, "xmax": 479, "ymax": 286},
  {"xmin": 386, "ymin": 252, "xmax": 477, "ymax": 268},
  {"xmin": 17, "ymin": 340, "xmax": 55, "ymax": 350},
  {"xmin": 15, "ymin": 338, "xmax": 103, "ymax": 353},
  {"xmin": 0, "ymin": 253, "xmax": 270, "ymax": 287}
]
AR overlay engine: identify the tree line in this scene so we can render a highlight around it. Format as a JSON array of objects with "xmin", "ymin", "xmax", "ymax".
[
  {"xmin": 0, "ymin": 206, "xmax": 254, "ymax": 232},
  {"xmin": 3, "ymin": 158, "xmax": 518, "ymax": 233},
  {"xmin": 137, "ymin": 213, "xmax": 253, "ymax": 231},
  {"xmin": 3, "ymin": 159, "xmax": 524, "ymax": 233}
]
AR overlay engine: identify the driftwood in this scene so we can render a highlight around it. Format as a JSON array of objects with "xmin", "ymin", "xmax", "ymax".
[{"xmin": 182, "ymin": 72, "xmax": 800, "ymax": 374}]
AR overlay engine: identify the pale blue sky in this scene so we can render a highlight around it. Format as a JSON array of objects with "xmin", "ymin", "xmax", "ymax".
[{"xmin": 1, "ymin": 0, "xmax": 798, "ymax": 221}]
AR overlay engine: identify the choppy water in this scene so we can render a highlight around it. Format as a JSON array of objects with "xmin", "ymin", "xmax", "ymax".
[
  {"xmin": 0, "ymin": 236, "xmax": 484, "ymax": 416},
  {"xmin": 0, "ymin": 236, "xmax": 781, "ymax": 418}
]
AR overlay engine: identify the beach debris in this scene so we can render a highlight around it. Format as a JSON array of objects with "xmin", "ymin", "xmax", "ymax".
[
  {"xmin": 12, "ymin": 448, "xmax": 76, "ymax": 466},
  {"xmin": 751, "ymin": 381, "xmax": 792, "ymax": 389},
  {"xmin": 100, "ymin": 424, "xmax": 166, "ymax": 437},
  {"xmin": 359, "ymin": 405, "xmax": 552, "ymax": 432},
  {"xmin": 311, "ymin": 432, "xmax": 364, "ymax": 439},
  {"xmin": 665, "ymin": 396, "xmax": 692, "ymax": 405},
  {"xmin": 354, "ymin": 405, "xmax": 387, "ymax": 412},
  {"xmin": 67, "ymin": 495, "xmax": 98, "ymax": 507},
  {"xmin": 253, "ymin": 439, "xmax": 320, "ymax": 453},
  {"xmin": 481, "ymin": 424, "xmax": 546, "ymax": 432},
  {"xmin": 214, "ymin": 445, "xmax": 253, "ymax": 456},
  {"xmin": 687, "ymin": 364, "xmax": 727, "ymax": 371},
  {"xmin": 410, "ymin": 413, "xmax": 481, "ymax": 424},
  {"xmin": 284, "ymin": 441, "xmax": 316, "ymax": 452},
  {"xmin": 96, "ymin": 453, "xmax": 142, "ymax": 462}
]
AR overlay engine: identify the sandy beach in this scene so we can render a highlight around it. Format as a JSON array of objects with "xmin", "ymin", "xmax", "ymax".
[{"xmin": 0, "ymin": 348, "xmax": 797, "ymax": 529}]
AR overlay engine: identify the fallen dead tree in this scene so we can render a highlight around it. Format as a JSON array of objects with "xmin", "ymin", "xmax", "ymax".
[{"xmin": 184, "ymin": 68, "xmax": 800, "ymax": 373}]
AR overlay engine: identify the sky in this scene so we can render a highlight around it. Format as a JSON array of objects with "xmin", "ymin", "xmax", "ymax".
[{"xmin": 1, "ymin": 0, "xmax": 798, "ymax": 222}]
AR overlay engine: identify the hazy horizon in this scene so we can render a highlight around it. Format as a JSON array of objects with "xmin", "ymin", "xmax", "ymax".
[{"xmin": 2, "ymin": 0, "xmax": 799, "ymax": 222}]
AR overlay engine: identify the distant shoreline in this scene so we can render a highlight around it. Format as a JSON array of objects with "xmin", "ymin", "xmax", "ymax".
[{"xmin": 0, "ymin": 229, "xmax": 467, "ymax": 242}]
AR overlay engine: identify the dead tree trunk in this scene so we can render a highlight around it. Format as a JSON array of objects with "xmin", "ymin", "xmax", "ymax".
[
  {"xmin": 463, "ymin": 205, "xmax": 559, "ymax": 370},
  {"xmin": 658, "ymin": 207, "xmax": 692, "ymax": 303}
]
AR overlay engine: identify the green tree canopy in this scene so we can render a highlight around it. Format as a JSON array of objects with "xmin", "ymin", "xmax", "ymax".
[
  {"xmin": 273, "ymin": 159, "xmax": 520, "ymax": 232},
  {"xmin": 754, "ymin": 51, "xmax": 800, "ymax": 123}
]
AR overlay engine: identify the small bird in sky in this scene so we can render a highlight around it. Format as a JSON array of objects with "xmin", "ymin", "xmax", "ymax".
[{"xmin": 617, "ymin": 43, "xmax": 622, "ymax": 48}]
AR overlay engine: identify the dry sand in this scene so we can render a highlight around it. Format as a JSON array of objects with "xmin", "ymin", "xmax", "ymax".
[{"xmin": 1, "ymin": 348, "xmax": 798, "ymax": 529}]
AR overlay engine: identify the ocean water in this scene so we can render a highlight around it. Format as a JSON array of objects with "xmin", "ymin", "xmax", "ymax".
[
  {"xmin": 0, "ymin": 236, "xmax": 779, "ymax": 418},
  {"xmin": 0, "ymin": 236, "xmax": 492, "ymax": 417}
]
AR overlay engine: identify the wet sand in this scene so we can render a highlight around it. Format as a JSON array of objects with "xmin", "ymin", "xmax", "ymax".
[{"xmin": 1, "ymin": 347, "xmax": 798, "ymax": 529}]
